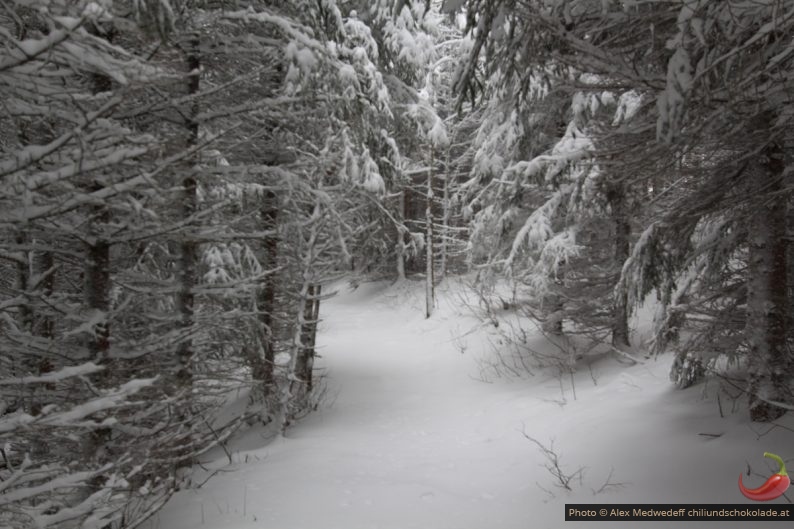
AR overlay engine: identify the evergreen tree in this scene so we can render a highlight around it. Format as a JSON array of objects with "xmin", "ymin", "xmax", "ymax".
[{"xmin": 453, "ymin": 0, "xmax": 794, "ymax": 419}]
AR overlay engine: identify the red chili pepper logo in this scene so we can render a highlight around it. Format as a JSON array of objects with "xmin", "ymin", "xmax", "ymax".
[{"xmin": 738, "ymin": 452, "xmax": 790, "ymax": 501}]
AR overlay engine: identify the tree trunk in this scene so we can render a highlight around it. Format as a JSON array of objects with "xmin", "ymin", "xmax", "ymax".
[
  {"xmin": 396, "ymin": 190, "xmax": 406, "ymax": 280},
  {"xmin": 543, "ymin": 291, "xmax": 565, "ymax": 336},
  {"xmin": 86, "ymin": 41, "xmax": 112, "ymax": 358},
  {"xmin": 425, "ymin": 155, "xmax": 435, "ymax": 318},
  {"xmin": 296, "ymin": 284, "xmax": 321, "ymax": 392},
  {"xmin": 440, "ymin": 172, "xmax": 450, "ymax": 280},
  {"xmin": 84, "ymin": 196, "xmax": 111, "ymax": 477},
  {"xmin": 15, "ymin": 232, "xmax": 31, "ymax": 332},
  {"xmin": 83, "ymin": 23, "xmax": 115, "ymax": 501},
  {"xmin": 607, "ymin": 181, "xmax": 631, "ymax": 348},
  {"xmin": 176, "ymin": 183, "xmax": 196, "ymax": 390},
  {"xmin": 253, "ymin": 191, "xmax": 279, "ymax": 404},
  {"xmin": 175, "ymin": 31, "xmax": 200, "ymax": 390},
  {"xmin": 787, "ymin": 179, "xmax": 794, "ymax": 338},
  {"xmin": 32, "ymin": 250, "xmax": 54, "ymax": 339},
  {"xmin": 281, "ymin": 205, "xmax": 322, "ymax": 432},
  {"xmin": 746, "ymin": 135, "xmax": 789, "ymax": 422},
  {"xmin": 85, "ymin": 182, "xmax": 111, "ymax": 360}
]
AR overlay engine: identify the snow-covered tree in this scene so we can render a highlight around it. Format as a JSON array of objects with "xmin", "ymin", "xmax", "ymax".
[
  {"xmin": 0, "ymin": 2, "xmax": 226, "ymax": 525},
  {"xmin": 448, "ymin": 1, "xmax": 649, "ymax": 351},
  {"xmin": 609, "ymin": 0, "xmax": 794, "ymax": 420},
  {"xmin": 453, "ymin": 0, "xmax": 794, "ymax": 420}
]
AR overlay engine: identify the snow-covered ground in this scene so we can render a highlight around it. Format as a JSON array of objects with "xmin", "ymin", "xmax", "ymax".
[{"xmin": 149, "ymin": 279, "xmax": 794, "ymax": 529}]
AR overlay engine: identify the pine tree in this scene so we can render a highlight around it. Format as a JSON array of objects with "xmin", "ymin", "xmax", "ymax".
[
  {"xmin": 452, "ymin": 0, "xmax": 794, "ymax": 418},
  {"xmin": 450, "ymin": 1, "xmax": 648, "ymax": 350}
]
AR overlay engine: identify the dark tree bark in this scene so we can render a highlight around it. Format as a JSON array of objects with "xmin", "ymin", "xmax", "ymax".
[
  {"xmin": 83, "ymin": 23, "xmax": 115, "ymax": 499},
  {"xmin": 85, "ymin": 22, "xmax": 114, "ymax": 361},
  {"xmin": 747, "ymin": 133, "xmax": 789, "ymax": 422},
  {"xmin": 426, "ymin": 155, "xmax": 435, "ymax": 318},
  {"xmin": 85, "ymin": 182, "xmax": 111, "ymax": 359},
  {"xmin": 253, "ymin": 190, "xmax": 279, "ymax": 401},
  {"xmin": 32, "ymin": 250, "xmax": 54, "ymax": 339},
  {"xmin": 396, "ymin": 190, "xmax": 407, "ymax": 279},
  {"xmin": 175, "ymin": 31, "xmax": 201, "ymax": 389},
  {"xmin": 295, "ymin": 284, "xmax": 322, "ymax": 393},
  {"xmin": 14, "ymin": 232, "xmax": 31, "ymax": 332},
  {"xmin": 606, "ymin": 180, "xmax": 631, "ymax": 348}
]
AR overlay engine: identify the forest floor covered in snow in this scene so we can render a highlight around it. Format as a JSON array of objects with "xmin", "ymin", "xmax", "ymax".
[{"xmin": 148, "ymin": 279, "xmax": 794, "ymax": 529}]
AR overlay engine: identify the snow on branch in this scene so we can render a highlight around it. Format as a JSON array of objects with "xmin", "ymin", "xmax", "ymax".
[
  {"xmin": 0, "ymin": 377, "xmax": 156, "ymax": 434},
  {"xmin": 0, "ymin": 96, "xmax": 124, "ymax": 178},
  {"xmin": 536, "ymin": 227, "xmax": 581, "ymax": 278},
  {"xmin": 0, "ymin": 362, "xmax": 103, "ymax": 386},
  {"xmin": 224, "ymin": 9, "xmax": 321, "ymax": 52},
  {"xmin": 0, "ymin": 465, "xmax": 109, "ymax": 507},
  {"xmin": 407, "ymin": 102, "xmax": 449, "ymax": 148},
  {"xmin": 615, "ymin": 221, "xmax": 661, "ymax": 310},
  {"xmin": 504, "ymin": 189, "xmax": 565, "ymax": 270},
  {"xmin": 0, "ymin": 23, "xmax": 79, "ymax": 72}
]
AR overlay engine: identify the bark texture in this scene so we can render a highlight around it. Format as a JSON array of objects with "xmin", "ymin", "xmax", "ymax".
[
  {"xmin": 425, "ymin": 156, "xmax": 435, "ymax": 318},
  {"xmin": 606, "ymin": 181, "xmax": 631, "ymax": 349},
  {"xmin": 175, "ymin": 32, "xmax": 201, "ymax": 389},
  {"xmin": 252, "ymin": 191, "xmax": 279, "ymax": 401},
  {"xmin": 746, "ymin": 135, "xmax": 789, "ymax": 422}
]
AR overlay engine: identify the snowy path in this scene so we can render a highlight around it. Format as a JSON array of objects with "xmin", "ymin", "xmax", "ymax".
[{"xmin": 151, "ymin": 281, "xmax": 794, "ymax": 529}]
